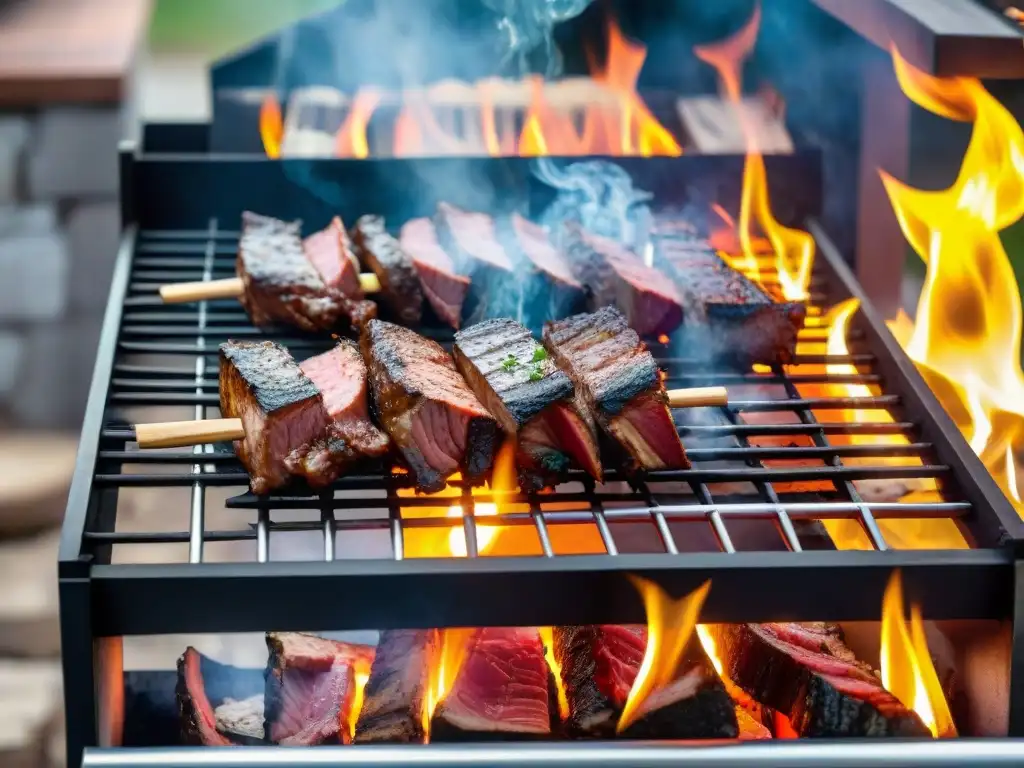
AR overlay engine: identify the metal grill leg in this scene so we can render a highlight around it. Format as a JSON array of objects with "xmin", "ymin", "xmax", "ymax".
[
  {"xmin": 60, "ymin": 575, "xmax": 97, "ymax": 768},
  {"xmin": 1009, "ymin": 547, "xmax": 1024, "ymax": 736}
]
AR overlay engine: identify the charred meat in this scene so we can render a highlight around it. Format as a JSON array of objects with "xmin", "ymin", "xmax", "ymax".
[
  {"xmin": 431, "ymin": 628, "xmax": 557, "ymax": 741},
  {"xmin": 264, "ymin": 632, "xmax": 374, "ymax": 746},
  {"xmin": 237, "ymin": 212, "xmax": 375, "ymax": 332},
  {"xmin": 362, "ymin": 319, "xmax": 499, "ymax": 492},
  {"xmin": 400, "ymin": 217, "xmax": 470, "ymax": 329},
  {"xmin": 657, "ymin": 235, "xmax": 805, "ymax": 365},
  {"xmin": 454, "ymin": 318, "xmax": 601, "ymax": 489},
  {"xmin": 552, "ymin": 625, "xmax": 737, "ymax": 740},
  {"xmin": 351, "ymin": 215, "xmax": 424, "ymax": 325},
  {"xmin": 564, "ymin": 223, "xmax": 684, "ymax": 338},
  {"xmin": 176, "ymin": 647, "xmax": 236, "ymax": 746},
  {"xmin": 543, "ymin": 307, "xmax": 689, "ymax": 473},
  {"xmin": 219, "ymin": 340, "xmax": 328, "ymax": 495},
  {"xmin": 708, "ymin": 623, "xmax": 931, "ymax": 737},
  {"xmin": 286, "ymin": 341, "xmax": 391, "ymax": 487},
  {"xmin": 355, "ymin": 629, "xmax": 437, "ymax": 744}
]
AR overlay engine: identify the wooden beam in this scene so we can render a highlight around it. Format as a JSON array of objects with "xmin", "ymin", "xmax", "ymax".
[{"xmin": 810, "ymin": 0, "xmax": 1024, "ymax": 79}]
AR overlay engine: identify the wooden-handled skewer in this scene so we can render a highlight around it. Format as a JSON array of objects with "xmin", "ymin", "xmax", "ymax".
[
  {"xmin": 133, "ymin": 387, "xmax": 730, "ymax": 449},
  {"xmin": 159, "ymin": 273, "xmax": 383, "ymax": 304}
]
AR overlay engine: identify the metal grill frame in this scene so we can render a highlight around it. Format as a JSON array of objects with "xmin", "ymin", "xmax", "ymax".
[{"xmin": 58, "ymin": 138, "xmax": 1024, "ymax": 764}]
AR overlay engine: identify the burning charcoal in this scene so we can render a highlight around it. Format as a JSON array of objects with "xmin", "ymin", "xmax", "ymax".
[
  {"xmin": 656, "ymin": 235, "xmax": 805, "ymax": 366},
  {"xmin": 500, "ymin": 214, "xmax": 586, "ymax": 333},
  {"xmin": 215, "ymin": 695, "xmax": 266, "ymax": 745},
  {"xmin": 434, "ymin": 203, "xmax": 518, "ymax": 324},
  {"xmin": 355, "ymin": 629, "xmax": 437, "ymax": 744},
  {"xmin": 400, "ymin": 217, "xmax": 470, "ymax": 329},
  {"xmin": 552, "ymin": 625, "xmax": 738, "ymax": 739},
  {"xmin": 454, "ymin": 318, "xmax": 601, "ymax": 490},
  {"xmin": 708, "ymin": 623, "xmax": 931, "ymax": 737},
  {"xmin": 431, "ymin": 628, "xmax": 557, "ymax": 741},
  {"xmin": 563, "ymin": 223, "xmax": 684, "ymax": 338},
  {"xmin": 350, "ymin": 215, "xmax": 424, "ymax": 325},
  {"xmin": 237, "ymin": 211, "xmax": 375, "ymax": 332},
  {"xmin": 176, "ymin": 647, "xmax": 237, "ymax": 746},
  {"xmin": 285, "ymin": 341, "xmax": 392, "ymax": 487},
  {"xmin": 362, "ymin": 319, "xmax": 500, "ymax": 492},
  {"xmin": 543, "ymin": 307, "xmax": 690, "ymax": 474},
  {"xmin": 264, "ymin": 632, "xmax": 374, "ymax": 746},
  {"xmin": 219, "ymin": 340, "xmax": 329, "ymax": 495},
  {"xmin": 736, "ymin": 707, "xmax": 772, "ymax": 740}
]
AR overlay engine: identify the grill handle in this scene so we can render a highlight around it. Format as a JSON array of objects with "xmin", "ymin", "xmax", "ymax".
[
  {"xmin": 159, "ymin": 273, "xmax": 382, "ymax": 304},
  {"xmin": 667, "ymin": 386, "xmax": 728, "ymax": 408},
  {"xmin": 135, "ymin": 418, "xmax": 245, "ymax": 448}
]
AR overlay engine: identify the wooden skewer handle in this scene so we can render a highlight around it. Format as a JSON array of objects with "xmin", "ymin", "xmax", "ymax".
[
  {"xmin": 135, "ymin": 418, "xmax": 245, "ymax": 449},
  {"xmin": 666, "ymin": 386, "xmax": 728, "ymax": 408},
  {"xmin": 159, "ymin": 274, "xmax": 382, "ymax": 304}
]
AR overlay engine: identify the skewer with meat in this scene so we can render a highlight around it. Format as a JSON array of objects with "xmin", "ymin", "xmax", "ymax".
[
  {"xmin": 453, "ymin": 318, "xmax": 601, "ymax": 490},
  {"xmin": 159, "ymin": 212, "xmax": 380, "ymax": 332},
  {"xmin": 399, "ymin": 217, "xmax": 470, "ymax": 329},
  {"xmin": 350, "ymin": 214, "xmax": 424, "ymax": 325}
]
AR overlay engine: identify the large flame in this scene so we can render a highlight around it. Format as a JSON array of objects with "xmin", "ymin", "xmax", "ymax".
[
  {"xmin": 538, "ymin": 626, "xmax": 570, "ymax": 720},
  {"xmin": 259, "ymin": 94, "xmax": 283, "ymax": 159},
  {"xmin": 422, "ymin": 626, "xmax": 474, "ymax": 741},
  {"xmin": 880, "ymin": 571, "xmax": 957, "ymax": 738},
  {"xmin": 335, "ymin": 89, "xmax": 382, "ymax": 159},
  {"xmin": 447, "ymin": 438, "xmax": 517, "ymax": 557},
  {"xmin": 694, "ymin": 1, "xmax": 815, "ymax": 301},
  {"xmin": 617, "ymin": 578, "xmax": 710, "ymax": 733},
  {"xmin": 881, "ymin": 46, "xmax": 1024, "ymax": 518},
  {"xmin": 347, "ymin": 657, "xmax": 373, "ymax": 741}
]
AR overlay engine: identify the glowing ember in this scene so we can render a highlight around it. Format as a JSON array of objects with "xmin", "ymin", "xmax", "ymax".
[
  {"xmin": 537, "ymin": 626, "xmax": 570, "ymax": 720},
  {"xmin": 259, "ymin": 94, "xmax": 283, "ymax": 159},
  {"xmin": 335, "ymin": 89, "xmax": 382, "ymax": 159},
  {"xmin": 617, "ymin": 577, "xmax": 710, "ymax": 734},
  {"xmin": 880, "ymin": 46, "xmax": 1024, "ymax": 518},
  {"xmin": 880, "ymin": 571, "xmax": 957, "ymax": 738},
  {"xmin": 694, "ymin": 1, "xmax": 815, "ymax": 301}
]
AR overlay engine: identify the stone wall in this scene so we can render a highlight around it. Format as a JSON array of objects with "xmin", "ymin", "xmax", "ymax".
[{"xmin": 0, "ymin": 106, "xmax": 125, "ymax": 430}]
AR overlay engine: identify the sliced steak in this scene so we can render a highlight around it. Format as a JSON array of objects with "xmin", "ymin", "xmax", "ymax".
[
  {"xmin": 400, "ymin": 217, "xmax": 470, "ymax": 328},
  {"xmin": 264, "ymin": 632, "xmax": 375, "ymax": 746},
  {"xmin": 434, "ymin": 203, "xmax": 517, "ymax": 323},
  {"xmin": 501, "ymin": 214, "xmax": 586, "ymax": 333},
  {"xmin": 237, "ymin": 211, "xmax": 375, "ymax": 332},
  {"xmin": 431, "ymin": 628, "xmax": 556, "ymax": 741},
  {"xmin": 286, "ymin": 341, "xmax": 391, "ymax": 487},
  {"xmin": 564, "ymin": 224, "xmax": 683, "ymax": 338},
  {"xmin": 355, "ymin": 629, "xmax": 437, "ymax": 744},
  {"xmin": 707, "ymin": 623, "xmax": 930, "ymax": 737},
  {"xmin": 656, "ymin": 235, "xmax": 805, "ymax": 366},
  {"xmin": 304, "ymin": 216, "xmax": 363, "ymax": 296},
  {"xmin": 454, "ymin": 318, "xmax": 601, "ymax": 489},
  {"xmin": 351, "ymin": 215, "xmax": 424, "ymax": 325},
  {"xmin": 362, "ymin": 319, "xmax": 499, "ymax": 492},
  {"xmin": 219, "ymin": 340, "xmax": 328, "ymax": 494},
  {"xmin": 543, "ymin": 307, "xmax": 689, "ymax": 474},
  {"xmin": 552, "ymin": 625, "xmax": 737, "ymax": 739},
  {"xmin": 176, "ymin": 647, "xmax": 235, "ymax": 746}
]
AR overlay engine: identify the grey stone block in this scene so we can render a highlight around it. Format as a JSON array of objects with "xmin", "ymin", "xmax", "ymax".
[
  {"xmin": 11, "ymin": 317, "xmax": 101, "ymax": 429},
  {"xmin": 0, "ymin": 330, "xmax": 23, "ymax": 397},
  {"xmin": 0, "ymin": 528, "xmax": 61, "ymax": 657},
  {"xmin": 0, "ymin": 231, "xmax": 68, "ymax": 321},
  {"xmin": 0, "ymin": 204, "xmax": 58, "ymax": 238},
  {"xmin": 27, "ymin": 107, "xmax": 123, "ymax": 199},
  {"xmin": 66, "ymin": 201, "xmax": 120, "ymax": 312},
  {"xmin": 0, "ymin": 659, "xmax": 62, "ymax": 768},
  {"xmin": 0, "ymin": 116, "xmax": 29, "ymax": 205}
]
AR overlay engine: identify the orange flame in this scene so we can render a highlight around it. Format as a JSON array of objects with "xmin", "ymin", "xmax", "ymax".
[
  {"xmin": 447, "ymin": 438, "xmax": 517, "ymax": 557},
  {"xmin": 335, "ymin": 89, "xmax": 382, "ymax": 159},
  {"xmin": 538, "ymin": 626, "xmax": 570, "ymax": 720},
  {"xmin": 880, "ymin": 46, "xmax": 1024, "ymax": 518},
  {"xmin": 259, "ymin": 94, "xmax": 283, "ymax": 159},
  {"xmin": 880, "ymin": 571, "xmax": 957, "ymax": 737},
  {"xmin": 422, "ymin": 626, "xmax": 474, "ymax": 741},
  {"xmin": 347, "ymin": 662, "xmax": 372, "ymax": 741},
  {"xmin": 617, "ymin": 578, "xmax": 710, "ymax": 733},
  {"xmin": 694, "ymin": 1, "xmax": 815, "ymax": 300}
]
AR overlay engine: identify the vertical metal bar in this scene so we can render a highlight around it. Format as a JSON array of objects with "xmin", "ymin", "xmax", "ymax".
[
  {"xmin": 461, "ymin": 486, "xmax": 480, "ymax": 558},
  {"xmin": 1009, "ymin": 545, "xmax": 1024, "ymax": 736},
  {"xmin": 257, "ymin": 506, "xmax": 270, "ymax": 563},
  {"xmin": 187, "ymin": 219, "xmax": 217, "ymax": 565},
  {"xmin": 691, "ymin": 482, "xmax": 736, "ymax": 553},
  {"xmin": 387, "ymin": 479, "xmax": 404, "ymax": 560},
  {"xmin": 321, "ymin": 491, "xmax": 335, "ymax": 562},
  {"xmin": 582, "ymin": 476, "xmax": 617, "ymax": 556},
  {"xmin": 60, "ymin": 576, "xmax": 97, "ymax": 768}
]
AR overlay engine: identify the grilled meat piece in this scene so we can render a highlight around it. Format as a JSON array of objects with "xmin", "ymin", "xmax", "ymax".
[
  {"xmin": 176, "ymin": 647, "xmax": 236, "ymax": 746},
  {"xmin": 431, "ymin": 628, "xmax": 557, "ymax": 741},
  {"xmin": 237, "ymin": 212, "xmax": 375, "ymax": 332},
  {"xmin": 707, "ymin": 623, "xmax": 931, "ymax": 737},
  {"xmin": 304, "ymin": 216, "xmax": 363, "ymax": 296},
  {"xmin": 454, "ymin": 318, "xmax": 601, "ymax": 489},
  {"xmin": 264, "ymin": 632, "xmax": 374, "ymax": 746},
  {"xmin": 564, "ymin": 224, "xmax": 683, "ymax": 338},
  {"xmin": 434, "ymin": 203, "xmax": 517, "ymax": 324},
  {"xmin": 355, "ymin": 629, "xmax": 437, "ymax": 744},
  {"xmin": 351, "ymin": 215, "xmax": 424, "ymax": 325},
  {"xmin": 552, "ymin": 625, "xmax": 737, "ymax": 739},
  {"xmin": 214, "ymin": 695, "xmax": 266, "ymax": 745},
  {"xmin": 543, "ymin": 307, "xmax": 689, "ymax": 473},
  {"xmin": 362, "ymin": 319, "xmax": 499, "ymax": 492},
  {"xmin": 286, "ymin": 342, "xmax": 391, "ymax": 486},
  {"xmin": 657, "ymin": 235, "xmax": 806, "ymax": 365},
  {"xmin": 501, "ymin": 214, "xmax": 586, "ymax": 333},
  {"xmin": 400, "ymin": 217, "xmax": 470, "ymax": 328},
  {"xmin": 219, "ymin": 340, "xmax": 328, "ymax": 494}
]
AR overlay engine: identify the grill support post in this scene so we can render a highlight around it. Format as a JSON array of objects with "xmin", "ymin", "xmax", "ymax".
[{"xmin": 1009, "ymin": 544, "xmax": 1024, "ymax": 735}]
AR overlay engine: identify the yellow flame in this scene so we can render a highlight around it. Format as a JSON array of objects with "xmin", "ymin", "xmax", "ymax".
[
  {"xmin": 447, "ymin": 438, "xmax": 517, "ymax": 557},
  {"xmin": 335, "ymin": 89, "xmax": 382, "ymax": 159},
  {"xmin": 259, "ymin": 94, "xmax": 283, "ymax": 159},
  {"xmin": 347, "ymin": 664, "xmax": 371, "ymax": 741},
  {"xmin": 538, "ymin": 626, "xmax": 570, "ymax": 721},
  {"xmin": 617, "ymin": 578, "xmax": 710, "ymax": 733},
  {"xmin": 422, "ymin": 627, "xmax": 475, "ymax": 741},
  {"xmin": 695, "ymin": 624, "xmax": 723, "ymax": 676},
  {"xmin": 879, "ymin": 571, "xmax": 957, "ymax": 738}
]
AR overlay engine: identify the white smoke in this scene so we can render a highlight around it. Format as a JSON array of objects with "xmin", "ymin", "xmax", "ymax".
[{"xmin": 482, "ymin": 0, "xmax": 596, "ymax": 76}]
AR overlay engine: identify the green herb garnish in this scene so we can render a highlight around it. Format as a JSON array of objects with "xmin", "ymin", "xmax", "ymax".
[
  {"xmin": 531, "ymin": 347, "xmax": 548, "ymax": 362},
  {"xmin": 501, "ymin": 354, "xmax": 519, "ymax": 372},
  {"xmin": 528, "ymin": 365, "xmax": 544, "ymax": 382}
]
